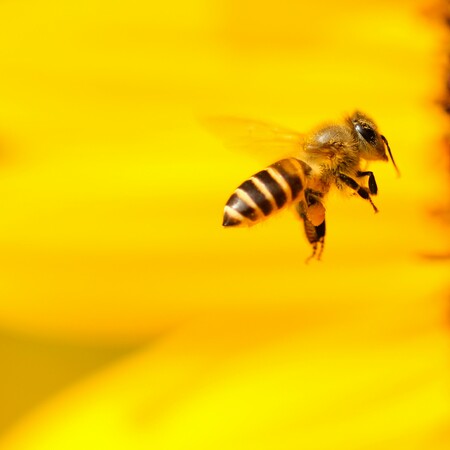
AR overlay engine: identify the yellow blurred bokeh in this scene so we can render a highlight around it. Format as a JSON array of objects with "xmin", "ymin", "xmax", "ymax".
[{"xmin": 0, "ymin": 0, "xmax": 448, "ymax": 449}]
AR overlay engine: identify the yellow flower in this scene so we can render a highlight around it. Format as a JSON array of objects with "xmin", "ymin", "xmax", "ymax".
[{"xmin": 0, "ymin": 1, "xmax": 448, "ymax": 449}]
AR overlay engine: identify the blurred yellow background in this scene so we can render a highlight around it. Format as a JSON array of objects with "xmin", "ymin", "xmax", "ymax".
[{"xmin": 0, "ymin": 0, "xmax": 449, "ymax": 449}]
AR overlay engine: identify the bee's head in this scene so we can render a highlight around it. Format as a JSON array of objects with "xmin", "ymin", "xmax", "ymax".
[{"xmin": 350, "ymin": 111, "xmax": 399, "ymax": 176}]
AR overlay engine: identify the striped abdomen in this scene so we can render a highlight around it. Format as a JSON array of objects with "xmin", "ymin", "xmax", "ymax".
[{"xmin": 223, "ymin": 158, "xmax": 311, "ymax": 227}]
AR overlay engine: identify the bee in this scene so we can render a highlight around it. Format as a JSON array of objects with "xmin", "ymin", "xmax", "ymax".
[{"xmin": 214, "ymin": 111, "xmax": 399, "ymax": 260}]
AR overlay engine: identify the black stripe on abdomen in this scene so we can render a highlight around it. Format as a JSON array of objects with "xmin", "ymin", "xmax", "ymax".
[
  {"xmin": 272, "ymin": 159, "xmax": 304, "ymax": 199},
  {"xmin": 238, "ymin": 180, "xmax": 273, "ymax": 216},
  {"xmin": 253, "ymin": 170, "xmax": 287, "ymax": 209},
  {"xmin": 226, "ymin": 193, "xmax": 258, "ymax": 221}
]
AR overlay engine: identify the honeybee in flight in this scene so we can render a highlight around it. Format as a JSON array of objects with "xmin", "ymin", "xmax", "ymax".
[{"xmin": 212, "ymin": 111, "xmax": 399, "ymax": 260}]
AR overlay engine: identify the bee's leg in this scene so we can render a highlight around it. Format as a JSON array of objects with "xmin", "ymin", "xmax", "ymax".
[
  {"xmin": 306, "ymin": 220, "xmax": 325, "ymax": 262},
  {"xmin": 303, "ymin": 189, "xmax": 326, "ymax": 225},
  {"xmin": 356, "ymin": 170, "xmax": 378, "ymax": 195},
  {"xmin": 338, "ymin": 173, "xmax": 378, "ymax": 213},
  {"xmin": 295, "ymin": 202, "xmax": 326, "ymax": 262}
]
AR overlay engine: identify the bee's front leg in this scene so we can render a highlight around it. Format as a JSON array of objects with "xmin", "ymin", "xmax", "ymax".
[
  {"xmin": 356, "ymin": 170, "xmax": 378, "ymax": 195},
  {"xmin": 338, "ymin": 173, "xmax": 378, "ymax": 213}
]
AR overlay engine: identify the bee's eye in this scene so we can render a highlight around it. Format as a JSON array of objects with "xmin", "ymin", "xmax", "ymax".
[{"xmin": 354, "ymin": 123, "xmax": 377, "ymax": 145}]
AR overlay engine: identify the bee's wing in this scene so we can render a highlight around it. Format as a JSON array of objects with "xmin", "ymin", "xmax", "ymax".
[{"xmin": 203, "ymin": 116, "xmax": 305, "ymax": 163}]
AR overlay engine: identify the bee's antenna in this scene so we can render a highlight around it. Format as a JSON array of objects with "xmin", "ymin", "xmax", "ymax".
[{"xmin": 381, "ymin": 135, "xmax": 400, "ymax": 177}]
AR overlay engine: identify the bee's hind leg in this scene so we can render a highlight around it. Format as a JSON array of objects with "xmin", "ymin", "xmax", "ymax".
[
  {"xmin": 295, "ymin": 202, "xmax": 326, "ymax": 262},
  {"xmin": 304, "ymin": 220, "xmax": 325, "ymax": 263}
]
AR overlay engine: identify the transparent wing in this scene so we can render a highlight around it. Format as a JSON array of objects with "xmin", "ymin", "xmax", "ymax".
[{"xmin": 203, "ymin": 116, "xmax": 305, "ymax": 162}]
